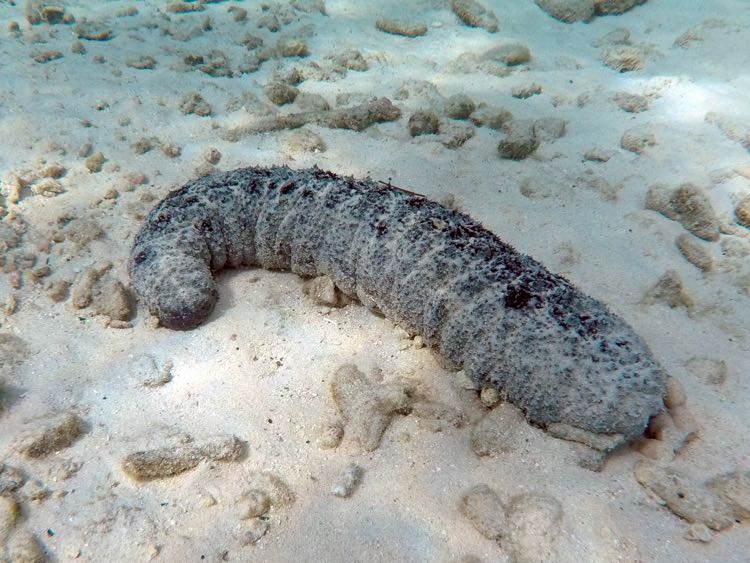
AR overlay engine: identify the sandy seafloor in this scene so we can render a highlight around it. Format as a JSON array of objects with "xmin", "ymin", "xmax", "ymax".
[{"xmin": 1, "ymin": 0, "xmax": 749, "ymax": 561}]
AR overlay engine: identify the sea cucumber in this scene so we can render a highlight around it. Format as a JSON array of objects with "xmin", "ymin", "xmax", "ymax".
[{"xmin": 129, "ymin": 165, "xmax": 666, "ymax": 443}]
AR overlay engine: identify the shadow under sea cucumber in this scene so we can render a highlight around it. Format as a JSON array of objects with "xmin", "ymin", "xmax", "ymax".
[{"xmin": 129, "ymin": 165, "xmax": 666, "ymax": 444}]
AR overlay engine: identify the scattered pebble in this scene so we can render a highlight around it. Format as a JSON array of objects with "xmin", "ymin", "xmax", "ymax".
[
  {"xmin": 483, "ymin": 43, "xmax": 531, "ymax": 66},
  {"xmin": 533, "ymin": 117, "xmax": 567, "ymax": 141},
  {"xmin": 641, "ymin": 270, "xmax": 695, "ymax": 311},
  {"xmin": 602, "ymin": 45, "xmax": 648, "ymax": 72},
  {"xmin": 0, "ymin": 464, "xmax": 26, "ymax": 494},
  {"xmin": 0, "ymin": 495, "xmax": 19, "ymax": 539},
  {"xmin": 131, "ymin": 354, "xmax": 173, "ymax": 387},
  {"xmin": 203, "ymin": 147, "xmax": 222, "ymax": 165},
  {"xmin": 4, "ymin": 530, "xmax": 46, "ymax": 563},
  {"xmin": 645, "ymin": 183, "xmax": 720, "ymax": 241},
  {"xmin": 410, "ymin": 399, "xmax": 465, "ymax": 432},
  {"xmin": 685, "ymin": 357, "xmax": 728, "ymax": 385},
  {"xmin": 329, "ymin": 364, "xmax": 412, "ymax": 452},
  {"xmin": 32, "ymin": 50, "xmax": 64, "ymax": 63},
  {"xmin": 497, "ymin": 120, "xmax": 539, "ymax": 160},
  {"xmin": 126, "ymin": 55, "xmax": 157, "ymax": 70},
  {"xmin": 121, "ymin": 434, "xmax": 243, "ymax": 480},
  {"xmin": 735, "ymin": 195, "xmax": 750, "ymax": 228},
  {"xmin": 302, "ymin": 275, "xmax": 348, "ymax": 307},
  {"xmin": 277, "ymin": 39, "xmax": 309, "ymax": 58},
  {"xmin": 408, "ymin": 110, "xmax": 440, "ymax": 137},
  {"xmin": 16, "ymin": 412, "xmax": 86, "ymax": 459},
  {"xmin": 684, "ymin": 522, "xmax": 713, "ymax": 543},
  {"xmin": 613, "ymin": 91, "xmax": 650, "ymax": 112},
  {"xmin": 375, "ymin": 19, "xmax": 428, "ymax": 38},
  {"xmin": 634, "ymin": 461, "xmax": 735, "ymax": 530},
  {"xmin": 460, "ymin": 484, "xmax": 507, "ymax": 541},
  {"xmin": 74, "ymin": 20, "xmax": 113, "ymax": 41},
  {"xmin": 242, "ymin": 518, "xmax": 269, "ymax": 545},
  {"xmin": 331, "ymin": 462, "xmax": 364, "ymax": 498},
  {"xmin": 470, "ymin": 403, "xmax": 526, "ymax": 457},
  {"xmin": 511, "ymin": 83, "xmax": 542, "ymax": 99},
  {"xmin": 84, "ymin": 151, "xmax": 105, "ymax": 173},
  {"xmin": 664, "ymin": 377, "xmax": 687, "ymax": 410},
  {"xmin": 265, "ymin": 81, "xmax": 299, "ymax": 106},
  {"xmin": 443, "ymin": 94, "xmax": 476, "ymax": 120},
  {"xmin": 439, "ymin": 121, "xmax": 475, "ymax": 148},
  {"xmin": 534, "ymin": 0, "xmax": 595, "ymax": 23},
  {"xmin": 505, "ymin": 493, "xmax": 563, "ymax": 563},
  {"xmin": 479, "ymin": 386, "xmax": 500, "ymax": 408},
  {"xmin": 179, "ymin": 92, "xmax": 213, "ymax": 116},
  {"xmin": 452, "ymin": 0, "xmax": 499, "ymax": 33},
  {"xmin": 469, "ymin": 106, "xmax": 513, "ymax": 129},
  {"xmin": 620, "ymin": 126, "xmax": 656, "ymax": 154},
  {"xmin": 243, "ymin": 471, "xmax": 295, "ymax": 507},
  {"xmin": 283, "ymin": 128, "xmax": 327, "ymax": 153},
  {"xmin": 676, "ymin": 233, "xmax": 713, "ymax": 272},
  {"xmin": 237, "ymin": 489, "xmax": 271, "ymax": 519},
  {"xmin": 705, "ymin": 471, "xmax": 750, "ymax": 519},
  {"xmin": 317, "ymin": 420, "xmax": 344, "ymax": 449}
]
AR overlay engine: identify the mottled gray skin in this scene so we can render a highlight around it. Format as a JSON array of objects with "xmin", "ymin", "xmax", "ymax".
[{"xmin": 129, "ymin": 166, "xmax": 666, "ymax": 442}]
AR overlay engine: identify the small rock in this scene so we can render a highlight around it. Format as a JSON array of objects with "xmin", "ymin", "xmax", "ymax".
[
  {"xmin": 5, "ymin": 530, "xmax": 46, "ymax": 563},
  {"xmin": 621, "ymin": 126, "xmax": 656, "ymax": 153},
  {"xmin": 535, "ymin": 0, "xmax": 595, "ymax": 23},
  {"xmin": 684, "ymin": 522, "xmax": 713, "ymax": 543},
  {"xmin": 242, "ymin": 518, "xmax": 269, "ymax": 545},
  {"xmin": 179, "ymin": 92, "xmax": 212, "ymax": 116},
  {"xmin": 705, "ymin": 471, "xmax": 750, "ymax": 519},
  {"xmin": 317, "ymin": 420, "xmax": 344, "ymax": 449},
  {"xmin": 243, "ymin": 471, "xmax": 295, "ymax": 507},
  {"xmin": 483, "ymin": 43, "xmax": 530, "ymax": 66},
  {"xmin": 533, "ymin": 117, "xmax": 567, "ymax": 141},
  {"xmin": 132, "ymin": 354, "xmax": 173, "ymax": 387},
  {"xmin": 265, "ymin": 81, "xmax": 299, "ymax": 106},
  {"xmin": 602, "ymin": 45, "xmax": 647, "ymax": 72},
  {"xmin": 238, "ymin": 489, "xmax": 271, "ymax": 519},
  {"xmin": 479, "ymin": 386, "xmax": 500, "ymax": 408},
  {"xmin": 303, "ymin": 276, "xmax": 346, "ymax": 307},
  {"xmin": 329, "ymin": 364, "xmax": 412, "ymax": 451},
  {"xmin": 634, "ymin": 461, "xmax": 735, "ymax": 530},
  {"xmin": 122, "ymin": 435, "xmax": 243, "ymax": 480},
  {"xmin": 331, "ymin": 462, "xmax": 364, "ymax": 498},
  {"xmin": 664, "ymin": 377, "xmax": 687, "ymax": 410},
  {"xmin": 375, "ymin": 19, "xmax": 428, "ymax": 38},
  {"xmin": 685, "ymin": 357, "xmax": 728, "ymax": 385},
  {"xmin": 470, "ymin": 403, "xmax": 526, "ymax": 457},
  {"xmin": 642, "ymin": 270, "xmax": 695, "ymax": 311},
  {"xmin": 443, "ymin": 94, "xmax": 476, "ymax": 120},
  {"xmin": 17, "ymin": 413, "xmax": 86, "ymax": 458},
  {"xmin": 676, "ymin": 234, "xmax": 713, "ymax": 272},
  {"xmin": 408, "ymin": 110, "xmax": 440, "ymax": 137},
  {"xmin": 0, "ymin": 495, "xmax": 20, "ymax": 539},
  {"xmin": 646, "ymin": 183, "xmax": 720, "ymax": 242},
  {"xmin": 505, "ymin": 493, "xmax": 563, "ymax": 563},
  {"xmin": 85, "ymin": 151, "xmax": 105, "ymax": 173},
  {"xmin": 497, "ymin": 120, "xmax": 539, "ymax": 160},
  {"xmin": 735, "ymin": 195, "xmax": 750, "ymax": 228},
  {"xmin": 613, "ymin": 92, "xmax": 650, "ymax": 113},
  {"xmin": 511, "ymin": 83, "xmax": 542, "ymax": 99},
  {"xmin": 460, "ymin": 484, "xmax": 507, "ymax": 541},
  {"xmin": 452, "ymin": 0, "xmax": 499, "ymax": 32}
]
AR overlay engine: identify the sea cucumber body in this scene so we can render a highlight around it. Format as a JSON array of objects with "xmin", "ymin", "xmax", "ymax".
[{"xmin": 129, "ymin": 166, "xmax": 666, "ymax": 441}]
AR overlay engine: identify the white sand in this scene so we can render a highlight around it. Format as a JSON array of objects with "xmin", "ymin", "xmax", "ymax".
[{"xmin": 1, "ymin": 0, "xmax": 749, "ymax": 561}]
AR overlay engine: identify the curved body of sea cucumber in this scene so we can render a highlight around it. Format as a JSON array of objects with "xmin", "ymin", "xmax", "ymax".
[{"xmin": 129, "ymin": 166, "xmax": 666, "ymax": 442}]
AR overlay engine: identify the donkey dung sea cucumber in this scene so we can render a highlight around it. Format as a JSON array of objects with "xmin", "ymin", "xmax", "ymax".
[{"xmin": 129, "ymin": 165, "xmax": 666, "ymax": 443}]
